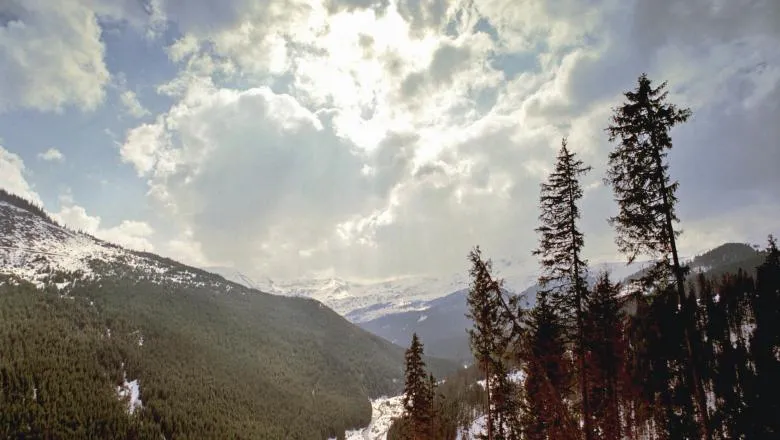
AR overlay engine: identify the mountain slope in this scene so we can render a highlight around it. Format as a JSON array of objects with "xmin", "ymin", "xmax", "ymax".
[
  {"xmin": 623, "ymin": 242, "xmax": 766, "ymax": 286},
  {"xmin": 0, "ymin": 193, "xmax": 455, "ymax": 439}
]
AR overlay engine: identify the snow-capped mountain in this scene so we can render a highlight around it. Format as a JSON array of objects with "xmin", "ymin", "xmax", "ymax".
[
  {"xmin": 212, "ymin": 258, "xmax": 649, "ymax": 324},
  {"xmin": 210, "ymin": 262, "xmax": 540, "ymax": 324}
]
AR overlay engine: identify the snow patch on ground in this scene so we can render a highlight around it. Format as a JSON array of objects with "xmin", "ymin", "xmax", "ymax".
[
  {"xmin": 477, "ymin": 369, "xmax": 524, "ymax": 390},
  {"xmin": 456, "ymin": 415, "xmax": 487, "ymax": 440},
  {"xmin": 116, "ymin": 365, "xmax": 143, "ymax": 415},
  {"xmin": 337, "ymin": 395, "xmax": 404, "ymax": 440}
]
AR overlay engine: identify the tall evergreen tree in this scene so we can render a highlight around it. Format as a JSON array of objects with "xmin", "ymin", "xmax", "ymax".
[
  {"xmin": 466, "ymin": 246, "xmax": 520, "ymax": 440},
  {"xmin": 604, "ymin": 73, "xmax": 710, "ymax": 439},
  {"xmin": 402, "ymin": 333, "xmax": 434, "ymax": 440},
  {"xmin": 532, "ymin": 138, "xmax": 592, "ymax": 440}
]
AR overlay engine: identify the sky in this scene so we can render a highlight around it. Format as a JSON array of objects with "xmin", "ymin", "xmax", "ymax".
[{"xmin": 0, "ymin": 0, "xmax": 778, "ymax": 281}]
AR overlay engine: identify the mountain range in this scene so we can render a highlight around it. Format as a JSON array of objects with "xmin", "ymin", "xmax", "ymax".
[
  {"xmin": 216, "ymin": 240, "xmax": 769, "ymax": 364},
  {"xmin": 212, "ymin": 258, "xmax": 651, "ymax": 362},
  {"xmin": 359, "ymin": 243, "xmax": 768, "ymax": 362}
]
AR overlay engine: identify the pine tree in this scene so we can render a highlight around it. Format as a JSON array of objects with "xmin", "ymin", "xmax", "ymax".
[
  {"xmin": 532, "ymin": 137, "xmax": 592, "ymax": 440},
  {"xmin": 583, "ymin": 272, "xmax": 625, "ymax": 439},
  {"xmin": 604, "ymin": 73, "xmax": 711, "ymax": 439},
  {"xmin": 466, "ymin": 246, "xmax": 520, "ymax": 440},
  {"xmin": 521, "ymin": 294, "xmax": 578, "ymax": 440},
  {"xmin": 403, "ymin": 333, "xmax": 434, "ymax": 440}
]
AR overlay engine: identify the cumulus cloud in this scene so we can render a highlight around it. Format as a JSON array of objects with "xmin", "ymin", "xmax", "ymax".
[
  {"xmin": 54, "ymin": 204, "xmax": 102, "ymax": 234},
  {"xmin": 54, "ymin": 203, "xmax": 155, "ymax": 251},
  {"xmin": 38, "ymin": 148, "xmax": 65, "ymax": 162},
  {"xmin": 121, "ymin": 83, "xmax": 410, "ymax": 277},
  {"xmin": 120, "ymin": 122, "xmax": 168, "ymax": 176},
  {"xmin": 0, "ymin": 0, "xmax": 111, "ymax": 112},
  {"xmin": 0, "ymin": 145, "xmax": 44, "ymax": 206}
]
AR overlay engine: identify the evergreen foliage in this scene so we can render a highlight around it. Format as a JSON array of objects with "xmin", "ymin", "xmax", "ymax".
[
  {"xmin": 0, "ymin": 189, "xmax": 57, "ymax": 225},
  {"xmin": 520, "ymin": 294, "xmax": 577, "ymax": 440},
  {"xmin": 605, "ymin": 73, "xmax": 710, "ymax": 439},
  {"xmin": 0, "ymin": 278, "xmax": 161, "ymax": 439},
  {"xmin": 604, "ymin": 73, "xmax": 691, "ymax": 278},
  {"xmin": 3, "ymin": 68, "xmax": 778, "ymax": 440},
  {"xmin": 401, "ymin": 333, "xmax": 435, "ymax": 440},
  {"xmin": 0, "ymin": 262, "xmax": 456, "ymax": 439},
  {"xmin": 466, "ymin": 246, "xmax": 522, "ymax": 440},
  {"xmin": 532, "ymin": 138, "xmax": 592, "ymax": 440},
  {"xmin": 582, "ymin": 273, "xmax": 625, "ymax": 439},
  {"xmin": 749, "ymin": 235, "xmax": 780, "ymax": 437},
  {"xmin": 389, "ymin": 364, "xmax": 488, "ymax": 440}
]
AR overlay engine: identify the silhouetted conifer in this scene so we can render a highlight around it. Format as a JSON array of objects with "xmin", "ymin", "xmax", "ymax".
[
  {"xmin": 533, "ymin": 138, "xmax": 592, "ymax": 439},
  {"xmin": 605, "ymin": 73, "xmax": 710, "ymax": 439}
]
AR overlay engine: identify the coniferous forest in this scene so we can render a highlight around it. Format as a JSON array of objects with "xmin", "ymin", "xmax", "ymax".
[{"xmin": 392, "ymin": 74, "xmax": 780, "ymax": 440}]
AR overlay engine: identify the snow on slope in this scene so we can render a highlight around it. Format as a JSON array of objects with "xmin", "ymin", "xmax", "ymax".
[
  {"xmin": 456, "ymin": 415, "xmax": 487, "ymax": 440},
  {"xmin": 0, "ymin": 200, "xmax": 236, "ymax": 292}
]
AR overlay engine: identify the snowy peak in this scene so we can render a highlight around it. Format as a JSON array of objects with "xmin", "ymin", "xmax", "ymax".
[{"xmin": 214, "ymin": 257, "xmax": 649, "ymax": 324}]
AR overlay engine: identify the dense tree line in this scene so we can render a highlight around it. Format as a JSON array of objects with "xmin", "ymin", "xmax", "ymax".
[
  {"xmin": 0, "ymin": 276, "xmax": 162, "ymax": 439},
  {"xmin": 398, "ymin": 73, "xmax": 779, "ymax": 440},
  {"xmin": 390, "ymin": 345, "xmax": 491, "ymax": 440}
]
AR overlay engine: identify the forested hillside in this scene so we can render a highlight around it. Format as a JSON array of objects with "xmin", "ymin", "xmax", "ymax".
[{"xmin": 0, "ymin": 193, "xmax": 456, "ymax": 439}]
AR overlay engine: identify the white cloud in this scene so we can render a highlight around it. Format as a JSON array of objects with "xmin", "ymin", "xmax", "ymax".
[
  {"xmin": 0, "ymin": 145, "xmax": 44, "ymax": 206},
  {"xmin": 54, "ymin": 203, "xmax": 155, "ymax": 252},
  {"xmin": 100, "ymin": 220, "xmax": 155, "ymax": 252},
  {"xmin": 54, "ymin": 204, "xmax": 102, "ymax": 234},
  {"xmin": 121, "ymin": 122, "xmax": 168, "ymax": 176},
  {"xmin": 121, "ymin": 83, "xmax": 399, "ymax": 277},
  {"xmin": 163, "ymin": 228, "xmax": 215, "ymax": 268},
  {"xmin": 0, "ymin": 0, "xmax": 111, "ymax": 112},
  {"xmin": 119, "ymin": 90, "xmax": 150, "ymax": 118},
  {"xmin": 37, "ymin": 148, "xmax": 65, "ymax": 162}
]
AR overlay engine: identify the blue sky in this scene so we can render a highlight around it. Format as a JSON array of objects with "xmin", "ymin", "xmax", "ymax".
[{"xmin": 1, "ymin": 0, "xmax": 779, "ymax": 281}]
